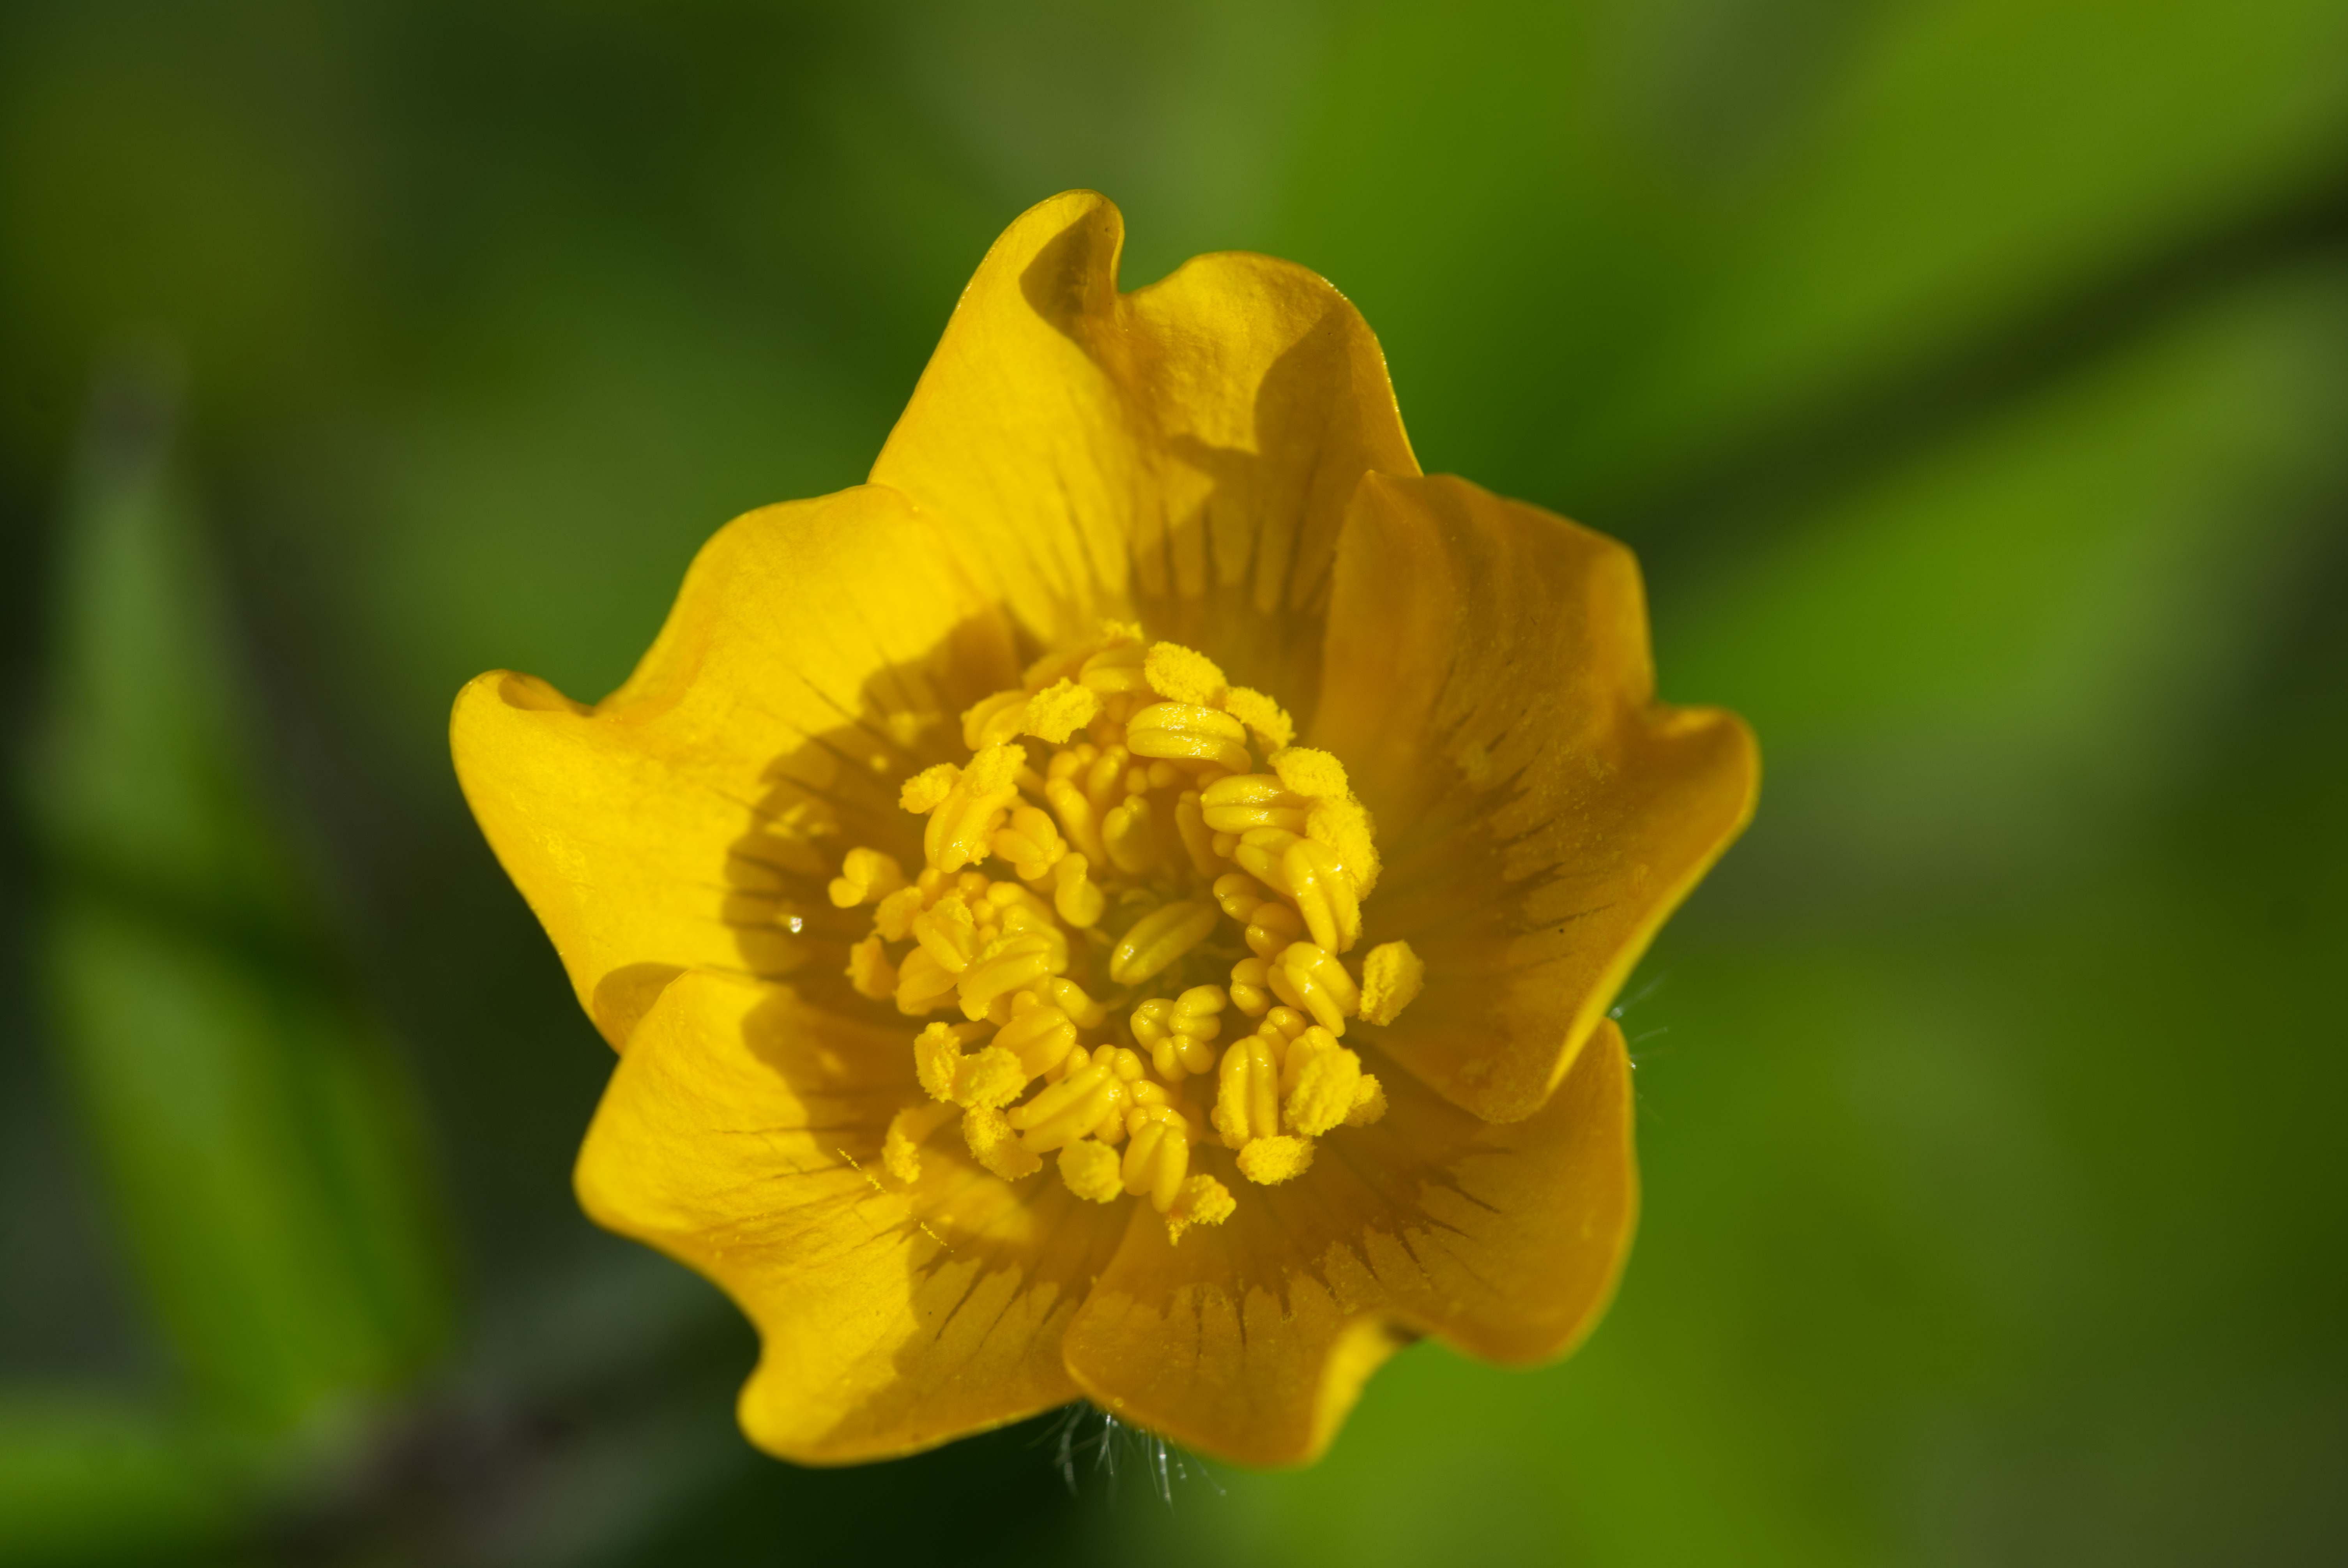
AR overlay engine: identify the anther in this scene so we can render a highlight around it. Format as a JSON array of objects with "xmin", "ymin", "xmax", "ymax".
[
  {"xmin": 1212, "ymin": 1031, "xmax": 1282, "ymax": 1149},
  {"xmin": 872, "ymin": 885, "xmax": 926, "ymax": 941},
  {"xmin": 1101, "ymin": 795, "xmax": 1158, "ymax": 875},
  {"xmin": 962, "ymin": 1105, "xmax": 1042, "ymax": 1181},
  {"xmin": 1126, "ymin": 701, "xmax": 1253, "ymax": 775},
  {"xmin": 1051, "ymin": 853, "xmax": 1105, "ymax": 927},
  {"xmin": 1227, "ymin": 957, "xmax": 1271, "ymax": 1016},
  {"xmin": 1278, "ymin": 1026, "xmax": 1363, "ymax": 1137},
  {"xmin": 1109, "ymin": 899, "xmax": 1218, "ymax": 986},
  {"xmin": 827, "ymin": 846, "xmax": 907, "ymax": 908},
  {"xmin": 1121, "ymin": 1108, "xmax": 1191, "ymax": 1212},
  {"xmin": 1164, "ymin": 1173, "xmax": 1236, "ymax": 1242},
  {"xmin": 1009, "ymin": 1061, "xmax": 1119, "ymax": 1152},
  {"xmin": 1282, "ymin": 835, "xmax": 1361, "ymax": 952},
  {"xmin": 1174, "ymin": 793, "xmax": 1221, "ymax": 878},
  {"xmin": 993, "ymin": 1000, "xmax": 1077, "ymax": 1077},
  {"xmin": 1044, "ymin": 777, "xmax": 1107, "ymax": 864},
  {"xmin": 913, "ymin": 1020, "xmax": 988, "ymax": 1102},
  {"xmin": 911, "ymin": 905, "xmax": 978, "ymax": 974},
  {"xmin": 960, "ymin": 689, "xmax": 1028, "ymax": 750},
  {"xmin": 1269, "ymin": 942, "xmax": 1360, "ymax": 1035},
  {"xmin": 924, "ymin": 743, "xmax": 1025, "ymax": 872},
  {"xmin": 1200, "ymin": 773, "xmax": 1311, "ymax": 835},
  {"xmin": 1211, "ymin": 871, "xmax": 1265, "ymax": 922},
  {"xmin": 1231, "ymin": 825, "xmax": 1306, "ymax": 895},
  {"xmin": 1236, "ymin": 1134, "xmax": 1314, "ymax": 1185},
  {"xmin": 1057, "ymin": 1137, "xmax": 1125, "ymax": 1201},
  {"xmin": 1043, "ymin": 976, "xmax": 1110, "ymax": 1029},
  {"xmin": 894, "ymin": 947, "xmax": 960, "ymax": 1014},
  {"xmin": 1078, "ymin": 643, "xmax": 1149, "ymax": 695},
  {"xmin": 992, "ymin": 805, "xmax": 1067, "ymax": 881},
  {"xmin": 846, "ymin": 935, "xmax": 897, "ymax": 999},
  {"xmin": 883, "ymin": 1100, "xmax": 959, "ymax": 1184},
  {"xmin": 957, "ymin": 932, "xmax": 1056, "ymax": 1020},
  {"xmin": 1358, "ymin": 939, "xmax": 1425, "ymax": 1026},
  {"xmin": 1084, "ymin": 748, "xmax": 1129, "ymax": 811},
  {"xmin": 1243, "ymin": 899, "xmax": 1303, "ymax": 958}
]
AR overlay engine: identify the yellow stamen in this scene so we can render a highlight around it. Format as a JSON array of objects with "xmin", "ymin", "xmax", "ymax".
[
  {"xmin": 1211, "ymin": 871, "xmax": 1265, "ymax": 922},
  {"xmin": 960, "ymin": 689, "xmax": 1028, "ymax": 750},
  {"xmin": 827, "ymin": 846, "xmax": 907, "ymax": 908},
  {"xmin": 1050, "ymin": 853, "xmax": 1104, "ymax": 927},
  {"xmin": 1044, "ymin": 777, "xmax": 1107, "ymax": 864},
  {"xmin": 1079, "ymin": 643, "xmax": 1149, "ymax": 695},
  {"xmin": 883, "ymin": 1101, "xmax": 959, "ymax": 1184},
  {"xmin": 1019, "ymin": 678, "xmax": 1101, "ymax": 743},
  {"xmin": 1101, "ymin": 794, "xmax": 1159, "ymax": 875},
  {"xmin": 1269, "ymin": 941, "xmax": 1360, "ymax": 1036},
  {"xmin": 1280, "ymin": 1026, "xmax": 1363, "ymax": 1137},
  {"xmin": 1121, "ymin": 1108, "xmax": 1191, "ymax": 1211},
  {"xmin": 1200, "ymin": 773, "xmax": 1310, "ymax": 835},
  {"xmin": 845, "ymin": 935, "xmax": 896, "ymax": 999},
  {"xmin": 1212, "ymin": 1031, "xmax": 1282, "ymax": 1149},
  {"xmin": 963, "ymin": 1105, "xmax": 1041, "ymax": 1181},
  {"xmin": 1057, "ymin": 1138, "xmax": 1125, "ymax": 1202},
  {"xmin": 1243, "ymin": 898, "xmax": 1304, "ymax": 959},
  {"xmin": 1142, "ymin": 642, "xmax": 1227, "ymax": 707},
  {"xmin": 992, "ymin": 804, "xmax": 1066, "ymax": 881},
  {"xmin": 1009, "ymin": 1060, "xmax": 1123, "ymax": 1152},
  {"xmin": 994, "ymin": 999, "xmax": 1077, "ymax": 1076},
  {"xmin": 894, "ymin": 948, "xmax": 960, "ymax": 1014},
  {"xmin": 1109, "ymin": 899, "xmax": 1218, "ymax": 987},
  {"xmin": 1164, "ymin": 1173, "xmax": 1236, "ymax": 1242},
  {"xmin": 1227, "ymin": 957, "xmax": 1271, "ymax": 1017},
  {"xmin": 1126, "ymin": 701, "xmax": 1252, "ymax": 775},
  {"xmin": 1358, "ymin": 939, "xmax": 1425, "ymax": 1026},
  {"xmin": 1236, "ymin": 1135, "xmax": 1313, "ymax": 1185},
  {"xmin": 957, "ymin": 932, "xmax": 1057, "ymax": 1020},
  {"xmin": 1220, "ymin": 687, "xmax": 1294, "ymax": 751},
  {"xmin": 1282, "ymin": 836, "xmax": 1361, "ymax": 953},
  {"xmin": 836, "ymin": 635, "xmax": 1406, "ymax": 1233}
]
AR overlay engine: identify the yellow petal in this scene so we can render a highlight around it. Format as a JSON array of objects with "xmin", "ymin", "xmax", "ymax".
[
  {"xmin": 1312, "ymin": 473, "xmax": 1759, "ymax": 1122},
  {"xmin": 870, "ymin": 190, "xmax": 1417, "ymax": 694},
  {"xmin": 450, "ymin": 484, "xmax": 1020, "ymax": 1048},
  {"xmin": 1061, "ymin": 1020, "xmax": 1637, "ymax": 1466},
  {"xmin": 575, "ymin": 968, "xmax": 1127, "ymax": 1462}
]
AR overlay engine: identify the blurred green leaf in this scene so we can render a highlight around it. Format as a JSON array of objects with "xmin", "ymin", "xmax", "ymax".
[
  {"xmin": 0, "ymin": 1391, "xmax": 234, "ymax": 1566},
  {"xmin": 1270, "ymin": 0, "xmax": 2348, "ymax": 514},
  {"xmin": 31, "ymin": 355, "xmax": 447, "ymax": 1444},
  {"xmin": 1660, "ymin": 265, "xmax": 2348, "ymax": 890}
]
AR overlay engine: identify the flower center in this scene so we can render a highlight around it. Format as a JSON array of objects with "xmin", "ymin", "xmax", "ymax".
[{"xmin": 829, "ymin": 624, "xmax": 1425, "ymax": 1243}]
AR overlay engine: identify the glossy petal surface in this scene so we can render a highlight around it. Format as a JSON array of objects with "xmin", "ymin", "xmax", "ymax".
[
  {"xmin": 1063, "ymin": 1020, "xmax": 1637, "ymax": 1465},
  {"xmin": 576, "ymin": 968, "xmax": 1127, "ymax": 1461},
  {"xmin": 451, "ymin": 485, "xmax": 1017, "ymax": 1046},
  {"xmin": 873, "ymin": 189, "xmax": 1417, "ymax": 699},
  {"xmin": 1315, "ymin": 473, "xmax": 1760, "ymax": 1122}
]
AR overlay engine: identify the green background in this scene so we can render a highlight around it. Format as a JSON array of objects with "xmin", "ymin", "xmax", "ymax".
[{"xmin": 3, "ymin": 2, "xmax": 2344, "ymax": 1563}]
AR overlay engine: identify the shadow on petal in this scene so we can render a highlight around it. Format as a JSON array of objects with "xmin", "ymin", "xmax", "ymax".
[
  {"xmin": 1316, "ymin": 473, "xmax": 1759, "ymax": 1122},
  {"xmin": 1061, "ymin": 1021, "xmax": 1637, "ymax": 1466}
]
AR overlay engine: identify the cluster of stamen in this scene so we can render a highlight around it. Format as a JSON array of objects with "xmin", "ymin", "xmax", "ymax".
[{"xmin": 831, "ymin": 625, "xmax": 1425, "ymax": 1243}]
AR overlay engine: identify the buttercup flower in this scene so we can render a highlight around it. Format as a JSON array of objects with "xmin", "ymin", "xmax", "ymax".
[{"xmin": 451, "ymin": 192, "xmax": 1757, "ymax": 1467}]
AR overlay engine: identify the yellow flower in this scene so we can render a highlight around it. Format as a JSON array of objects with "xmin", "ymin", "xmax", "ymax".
[{"xmin": 450, "ymin": 192, "xmax": 1757, "ymax": 1468}]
